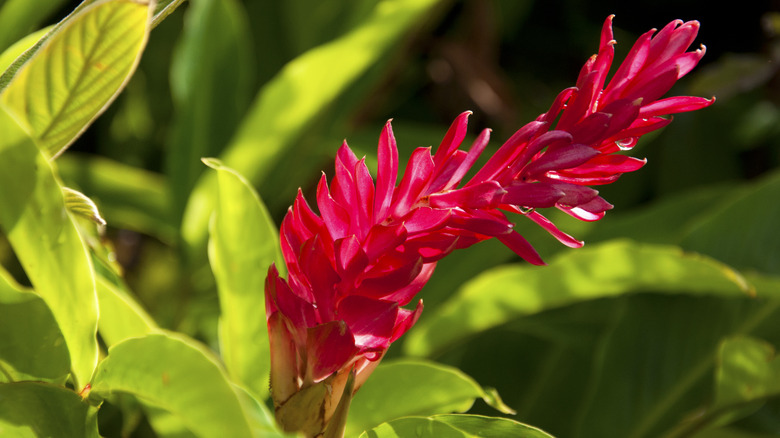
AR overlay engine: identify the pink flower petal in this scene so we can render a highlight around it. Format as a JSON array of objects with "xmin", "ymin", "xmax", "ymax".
[
  {"xmin": 526, "ymin": 211, "xmax": 583, "ymax": 248},
  {"xmin": 317, "ymin": 174, "xmax": 351, "ymax": 241},
  {"xmin": 337, "ymin": 295, "xmax": 398, "ymax": 352},
  {"xmin": 497, "ymin": 231, "xmax": 545, "ymax": 265},
  {"xmin": 433, "ymin": 111, "xmax": 471, "ymax": 168},
  {"xmin": 374, "ymin": 121, "xmax": 398, "ymax": 223},
  {"xmin": 390, "ymin": 299, "xmax": 424, "ymax": 342},
  {"xmin": 358, "ymin": 254, "xmax": 424, "ymax": 298},
  {"xmin": 428, "ymin": 181, "xmax": 506, "ymax": 209},
  {"xmin": 268, "ymin": 311, "xmax": 300, "ymax": 403},
  {"xmin": 305, "ymin": 321, "xmax": 357, "ymax": 383},
  {"xmin": 523, "ymin": 144, "xmax": 600, "ymax": 177},
  {"xmin": 390, "ymin": 147, "xmax": 434, "ymax": 218},
  {"xmin": 502, "ymin": 182, "xmax": 566, "ymax": 208}
]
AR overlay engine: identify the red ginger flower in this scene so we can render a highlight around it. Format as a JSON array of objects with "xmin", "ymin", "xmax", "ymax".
[{"xmin": 265, "ymin": 15, "xmax": 713, "ymax": 436}]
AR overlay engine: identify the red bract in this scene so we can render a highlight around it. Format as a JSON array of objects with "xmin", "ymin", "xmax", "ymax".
[{"xmin": 266, "ymin": 15, "xmax": 713, "ymax": 436}]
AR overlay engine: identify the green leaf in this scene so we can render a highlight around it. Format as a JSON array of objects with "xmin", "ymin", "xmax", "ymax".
[
  {"xmin": 151, "ymin": 0, "xmax": 186, "ymax": 28},
  {"xmin": 181, "ymin": 0, "xmax": 445, "ymax": 260},
  {"xmin": 0, "ymin": 267, "xmax": 69, "ymax": 384},
  {"xmin": 404, "ymin": 240, "xmax": 752, "ymax": 358},
  {"xmin": 681, "ymin": 169, "xmax": 780, "ymax": 275},
  {"xmin": 89, "ymin": 332, "xmax": 257, "ymax": 438},
  {"xmin": 167, "ymin": 0, "xmax": 255, "ymax": 219},
  {"xmin": 0, "ymin": 0, "xmax": 152, "ymax": 157},
  {"xmin": 0, "ymin": 107, "xmax": 98, "ymax": 388},
  {"xmin": 57, "ymin": 153, "xmax": 176, "ymax": 243},
  {"xmin": 0, "ymin": 381, "xmax": 99, "ymax": 438},
  {"xmin": 346, "ymin": 359, "xmax": 514, "ymax": 437},
  {"xmin": 0, "ymin": 0, "xmax": 66, "ymax": 53},
  {"xmin": 63, "ymin": 187, "xmax": 106, "ymax": 227},
  {"xmin": 95, "ymin": 276, "xmax": 157, "ymax": 348},
  {"xmin": 0, "ymin": 26, "xmax": 50, "ymax": 74},
  {"xmin": 358, "ymin": 414, "xmax": 555, "ymax": 438},
  {"xmin": 205, "ymin": 158, "xmax": 283, "ymax": 400},
  {"xmin": 715, "ymin": 336, "xmax": 780, "ymax": 412}
]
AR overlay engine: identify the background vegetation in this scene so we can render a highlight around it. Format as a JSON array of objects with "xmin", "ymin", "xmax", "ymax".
[{"xmin": 2, "ymin": 0, "xmax": 780, "ymax": 436}]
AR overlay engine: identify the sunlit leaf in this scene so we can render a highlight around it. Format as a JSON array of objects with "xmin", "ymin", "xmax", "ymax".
[
  {"xmin": 63, "ymin": 187, "xmax": 106, "ymax": 227},
  {"xmin": 0, "ymin": 107, "xmax": 98, "ymax": 388},
  {"xmin": 404, "ymin": 240, "xmax": 752, "ymax": 358},
  {"xmin": 96, "ymin": 276, "xmax": 157, "ymax": 348},
  {"xmin": 0, "ymin": 0, "xmax": 152, "ymax": 157},
  {"xmin": 0, "ymin": 26, "xmax": 50, "ymax": 74},
  {"xmin": 358, "ymin": 414, "xmax": 555, "ymax": 438},
  {"xmin": 0, "ymin": 267, "xmax": 69, "ymax": 384},
  {"xmin": 346, "ymin": 359, "xmax": 514, "ymax": 437},
  {"xmin": 205, "ymin": 158, "xmax": 282, "ymax": 401},
  {"xmin": 89, "ymin": 332, "xmax": 257, "ymax": 437},
  {"xmin": 0, "ymin": 381, "xmax": 99, "ymax": 438}
]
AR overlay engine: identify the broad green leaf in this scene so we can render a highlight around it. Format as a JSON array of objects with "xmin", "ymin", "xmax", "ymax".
[
  {"xmin": 89, "ymin": 332, "xmax": 256, "ymax": 438},
  {"xmin": 358, "ymin": 414, "xmax": 554, "ymax": 438},
  {"xmin": 0, "ymin": 267, "xmax": 69, "ymax": 383},
  {"xmin": 346, "ymin": 359, "xmax": 514, "ymax": 437},
  {"xmin": 0, "ymin": 0, "xmax": 182, "ymax": 91},
  {"xmin": 57, "ymin": 153, "xmax": 176, "ymax": 243},
  {"xmin": 0, "ymin": 107, "xmax": 98, "ymax": 388},
  {"xmin": 0, "ymin": 381, "xmax": 99, "ymax": 437},
  {"xmin": 404, "ymin": 240, "xmax": 752, "ymax": 358},
  {"xmin": 0, "ymin": 0, "xmax": 66, "ymax": 53},
  {"xmin": 0, "ymin": 0, "xmax": 152, "ymax": 157},
  {"xmin": 205, "ymin": 158, "xmax": 282, "ymax": 400},
  {"xmin": 167, "ymin": 0, "xmax": 254, "ymax": 219},
  {"xmin": 681, "ymin": 169, "xmax": 780, "ymax": 275},
  {"xmin": 181, "ymin": 0, "xmax": 445, "ymax": 260},
  {"xmin": 716, "ymin": 337, "xmax": 780, "ymax": 408},
  {"xmin": 96, "ymin": 276, "xmax": 157, "ymax": 348}
]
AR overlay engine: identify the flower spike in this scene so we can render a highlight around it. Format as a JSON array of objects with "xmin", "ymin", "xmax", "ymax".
[{"xmin": 265, "ymin": 16, "xmax": 713, "ymax": 437}]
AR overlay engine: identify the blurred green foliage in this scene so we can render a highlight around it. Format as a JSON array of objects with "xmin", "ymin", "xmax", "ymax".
[{"xmin": 2, "ymin": 0, "xmax": 780, "ymax": 437}]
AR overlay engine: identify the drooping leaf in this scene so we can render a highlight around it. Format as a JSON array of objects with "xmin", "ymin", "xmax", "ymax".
[
  {"xmin": 0, "ymin": 107, "xmax": 98, "ymax": 388},
  {"xmin": 404, "ymin": 239, "xmax": 752, "ymax": 358},
  {"xmin": 89, "ymin": 332, "xmax": 259, "ymax": 438},
  {"xmin": 0, "ymin": 267, "xmax": 69, "ymax": 384},
  {"xmin": 205, "ymin": 158, "xmax": 282, "ymax": 401},
  {"xmin": 346, "ymin": 359, "xmax": 514, "ymax": 437},
  {"xmin": 181, "ymin": 0, "xmax": 445, "ymax": 260},
  {"xmin": 358, "ymin": 414, "xmax": 555, "ymax": 438},
  {"xmin": 0, "ymin": 381, "xmax": 99, "ymax": 438},
  {"xmin": 0, "ymin": 0, "xmax": 152, "ymax": 157}
]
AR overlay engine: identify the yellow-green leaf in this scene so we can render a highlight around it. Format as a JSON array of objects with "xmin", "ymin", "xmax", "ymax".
[
  {"xmin": 205, "ymin": 158, "xmax": 283, "ymax": 401},
  {"xmin": 1, "ymin": 0, "xmax": 152, "ymax": 157},
  {"xmin": 0, "ymin": 107, "xmax": 98, "ymax": 388}
]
